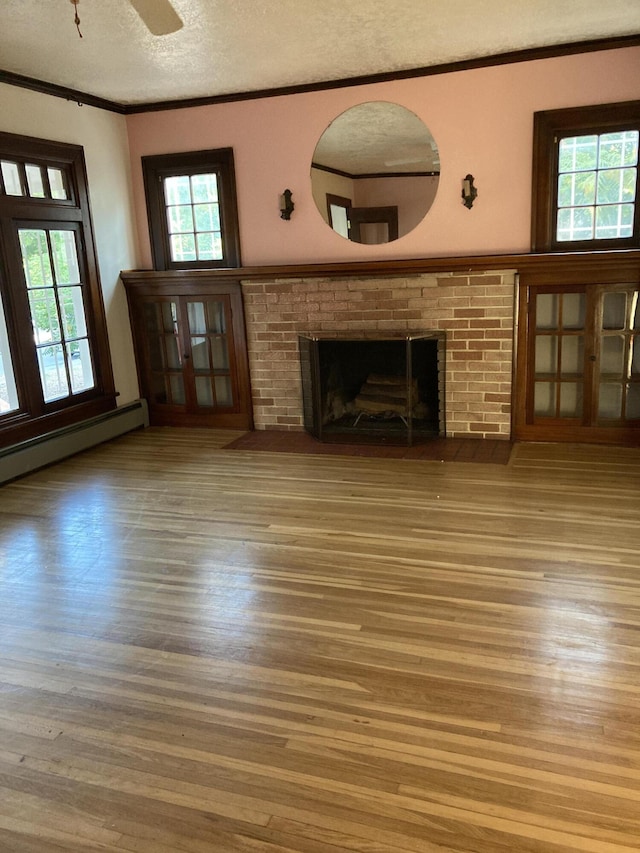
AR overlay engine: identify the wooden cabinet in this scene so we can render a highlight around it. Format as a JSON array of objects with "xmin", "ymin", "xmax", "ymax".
[
  {"xmin": 515, "ymin": 262, "xmax": 639, "ymax": 444},
  {"xmin": 122, "ymin": 271, "xmax": 252, "ymax": 429}
]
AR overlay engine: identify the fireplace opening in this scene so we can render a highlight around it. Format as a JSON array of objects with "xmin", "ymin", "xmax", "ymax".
[{"xmin": 299, "ymin": 332, "xmax": 445, "ymax": 445}]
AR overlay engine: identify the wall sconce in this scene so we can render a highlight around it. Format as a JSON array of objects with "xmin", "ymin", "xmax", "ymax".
[
  {"xmin": 461, "ymin": 174, "xmax": 477, "ymax": 209},
  {"xmin": 279, "ymin": 189, "xmax": 295, "ymax": 220}
]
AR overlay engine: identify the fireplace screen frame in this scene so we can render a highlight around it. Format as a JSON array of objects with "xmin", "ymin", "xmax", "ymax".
[{"xmin": 299, "ymin": 331, "xmax": 446, "ymax": 445}]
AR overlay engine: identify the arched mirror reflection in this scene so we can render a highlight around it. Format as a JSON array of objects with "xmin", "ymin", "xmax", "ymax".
[{"xmin": 311, "ymin": 102, "xmax": 440, "ymax": 244}]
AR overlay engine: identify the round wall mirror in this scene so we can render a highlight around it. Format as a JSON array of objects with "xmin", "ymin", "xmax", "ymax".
[{"xmin": 311, "ymin": 101, "xmax": 440, "ymax": 245}]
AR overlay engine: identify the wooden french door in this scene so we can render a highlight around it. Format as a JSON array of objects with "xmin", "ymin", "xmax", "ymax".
[
  {"xmin": 123, "ymin": 274, "xmax": 253, "ymax": 430},
  {"xmin": 515, "ymin": 278, "xmax": 640, "ymax": 444}
]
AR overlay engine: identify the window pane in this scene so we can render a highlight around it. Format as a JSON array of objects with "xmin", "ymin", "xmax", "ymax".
[
  {"xmin": 29, "ymin": 289, "xmax": 61, "ymax": 345},
  {"xmin": 195, "ymin": 376, "xmax": 214, "ymax": 406},
  {"xmin": 594, "ymin": 204, "xmax": 634, "ymax": 240},
  {"xmin": 47, "ymin": 167, "xmax": 68, "ymax": 199},
  {"xmin": 67, "ymin": 339, "xmax": 94, "ymax": 393},
  {"xmin": 535, "ymin": 382, "xmax": 554, "ymax": 416},
  {"xmin": 164, "ymin": 334, "xmax": 181, "ymax": 369},
  {"xmin": 559, "ymin": 383, "xmax": 583, "ymax": 417},
  {"xmin": 536, "ymin": 294, "xmax": 559, "ymax": 329},
  {"xmin": 169, "ymin": 374, "xmax": 185, "ymax": 404},
  {"xmin": 196, "ymin": 231, "xmax": 223, "ymax": 260},
  {"xmin": 166, "ymin": 205, "xmax": 194, "ymax": 234},
  {"xmin": 562, "ymin": 293, "xmax": 585, "ymax": 329},
  {"xmin": 598, "ymin": 383, "xmax": 622, "ymax": 419},
  {"xmin": 190, "ymin": 173, "xmax": 218, "ymax": 203},
  {"xmin": 169, "ymin": 233, "xmax": 196, "ymax": 262},
  {"xmin": 598, "ymin": 131, "xmax": 639, "ymax": 169},
  {"xmin": 558, "ymin": 172, "xmax": 595, "ymax": 207},
  {"xmin": 193, "ymin": 203, "xmax": 220, "ymax": 232},
  {"xmin": 205, "ymin": 300, "xmax": 226, "ymax": 334},
  {"xmin": 596, "ymin": 168, "xmax": 636, "ymax": 204},
  {"xmin": 214, "ymin": 375, "xmax": 233, "ymax": 406},
  {"xmin": 535, "ymin": 336, "xmax": 557, "ymax": 374},
  {"xmin": 25, "ymin": 164, "xmax": 46, "ymax": 198},
  {"xmin": 37, "ymin": 344, "xmax": 69, "ymax": 402},
  {"xmin": 602, "ymin": 292, "xmax": 627, "ymax": 329},
  {"xmin": 58, "ymin": 286, "xmax": 88, "ymax": 339},
  {"xmin": 1, "ymin": 160, "xmax": 22, "ymax": 195},
  {"xmin": 19, "ymin": 230, "xmax": 54, "ymax": 287},
  {"xmin": 557, "ymin": 207, "xmax": 593, "ymax": 241},
  {"xmin": 600, "ymin": 336, "xmax": 625, "ymax": 375},
  {"xmin": 187, "ymin": 302, "xmax": 207, "ymax": 335},
  {"xmin": 0, "ymin": 291, "xmax": 19, "ymax": 414},
  {"xmin": 211, "ymin": 337, "xmax": 230, "ymax": 370},
  {"xmin": 191, "ymin": 336, "xmax": 210, "ymax": 370},
  {"xmin": 560, "ymin": 336, "xmax": 584, "ymax": 375},
  {"xmin": 558, "ymin": 136, "xmax": 597, "ymax": 172},
  {"xmin": 161, "ymin": 301, "xmax": 178, "ymax": 333},
  {"xmin": 51, "ymin": 231, "xmax": 80, "ymax": 284},
  {"xmin": 164, "ymin": 175, "xmax": 191, "ymax": 205}
]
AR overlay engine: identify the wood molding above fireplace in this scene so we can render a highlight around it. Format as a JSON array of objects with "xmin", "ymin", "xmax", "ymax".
[{"xmin": 122, "ymin": 248, "xmax": 640, "ymax": 285}]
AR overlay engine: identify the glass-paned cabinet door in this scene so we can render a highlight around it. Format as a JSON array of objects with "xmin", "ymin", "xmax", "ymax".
[
  {"xmin": 531, "ymin": 288, "xmax": 587, "ymax": 420},
  {"xmin": 141, "ymin": 299, "xmax": 185, "ymax": 405},
  {"xmin": 184, "ymin": 297, "xmax": 235, "ymax": 409},
  {"xmin": 122, "ymin": 274, "xmax": 253, "ymax": 430},
  {"xmin": 596, "ymin": 287, "xmax": 640, "ymax": 422}
]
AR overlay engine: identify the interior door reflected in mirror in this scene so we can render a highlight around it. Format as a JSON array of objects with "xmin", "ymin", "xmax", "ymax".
[{"xmin": 311, "ymin": 102, "xmax": 440, "ymax": 244}]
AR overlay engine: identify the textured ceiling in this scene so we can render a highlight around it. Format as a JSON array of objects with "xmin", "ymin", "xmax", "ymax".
[
  {"xmin": 1, "ymin": 0, "xmax": 639, "ymax": 106},
  {"xmin": 313, "ymin": 102, "xmax": 440, "ymax": 174}
]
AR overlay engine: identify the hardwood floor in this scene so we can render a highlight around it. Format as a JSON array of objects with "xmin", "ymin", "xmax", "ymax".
[{"xmin": 0, "ymin": 428, "xmax": 639, "ymax": 852}]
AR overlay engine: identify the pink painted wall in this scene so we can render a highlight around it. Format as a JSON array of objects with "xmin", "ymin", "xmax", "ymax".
[{"xmin": 126, "ymin": 47, "xmax": 640, "ymax": 268}]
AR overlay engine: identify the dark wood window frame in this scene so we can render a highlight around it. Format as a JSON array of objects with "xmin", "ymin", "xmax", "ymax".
[
  {"xmin": 142, "ymin": 148, "xmax": 241, "ymax": 271},
  {"xmin": 0, "ymin": 131, "xmax": 116, "ymax": 448},
  {"xmin": 531, "ymin": 100, "xmax": 640, "ymax": 252}
]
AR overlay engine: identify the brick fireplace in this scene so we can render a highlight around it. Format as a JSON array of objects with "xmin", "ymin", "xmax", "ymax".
[{"xmin": 241, "ymin": 269, "xmax": 515, "ymax": 439}]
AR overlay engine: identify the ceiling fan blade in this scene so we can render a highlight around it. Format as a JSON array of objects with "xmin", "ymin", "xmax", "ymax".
[{"xmin": 128, "ymin": 0, "xmax": 183, "ymax": 35}]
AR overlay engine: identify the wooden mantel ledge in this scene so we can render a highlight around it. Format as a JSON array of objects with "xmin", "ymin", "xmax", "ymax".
[{"xmin": 120, "ymin": 248, "xmax": 640, "ymax": 283}]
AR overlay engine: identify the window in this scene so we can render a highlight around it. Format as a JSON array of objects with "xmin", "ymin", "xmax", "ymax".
[
  {"xmin": 0, "ymin": 132, "xmax": 116, "ymax": 447},
  {"xmin": 142, "ymin": 148, "xmax": 241, "ymax": 270},
  {"xmin": 532, "ymin": 100, "xmax": 640, "ymax": 252},
  {"xmin": 19, "ymin": 227, "xmax": 95, "ymax": 402}
]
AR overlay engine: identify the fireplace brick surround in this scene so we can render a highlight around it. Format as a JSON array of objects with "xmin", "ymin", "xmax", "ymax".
[{"xmin": 241, "ymin": 269, "xmax": 515, "ymax": 439}]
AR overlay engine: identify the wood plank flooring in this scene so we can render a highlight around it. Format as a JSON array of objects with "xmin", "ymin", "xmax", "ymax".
[{"xmin": 0, "ymin": 427, "xmax": 639, "ymax": 852}]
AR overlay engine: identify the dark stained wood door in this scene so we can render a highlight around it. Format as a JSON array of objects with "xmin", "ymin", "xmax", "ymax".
[
  {"xmin": 122, "ymin": 272, "xmax": 253, "ymax": 430},
  {"xmin": 515, "ymin": 272, "xmax": 639, "ymax": 444}
]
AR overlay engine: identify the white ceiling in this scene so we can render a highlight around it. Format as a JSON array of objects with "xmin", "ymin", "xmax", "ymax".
[
  {"xmin": 2, "ymin": 0, "xmax": 639, "ymax": 108},
  {"xmin": 313, "ymin": 102, "xmax": 440, "ymax": 174}
]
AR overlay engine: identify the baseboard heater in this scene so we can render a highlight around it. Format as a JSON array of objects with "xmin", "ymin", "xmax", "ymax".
[{"xmin": 0, "ymin": 399, "xmax": 149, "ymax": 485}]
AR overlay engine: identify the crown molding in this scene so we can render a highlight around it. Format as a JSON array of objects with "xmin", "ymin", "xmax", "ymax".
[
  {"xmin": 0, "ymin": 70, "xmax": 125, "ymax": 114},
  {"xmin": 1, "ymin": 34, "xmax": 639, "ymax": 115}
]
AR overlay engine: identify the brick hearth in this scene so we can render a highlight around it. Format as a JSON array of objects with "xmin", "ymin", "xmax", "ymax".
[{"xmin": 241, "ymin": 269, "xmax": 515, "ymax": 439}]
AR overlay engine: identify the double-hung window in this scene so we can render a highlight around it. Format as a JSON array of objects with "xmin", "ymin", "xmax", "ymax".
[
  {"xmin": 532, "ymin": 101, "xmax": 640, "ymax": 252},
  {"xmin": 142, "ymin": 148, "xmax": 241, "ymax": 270},
  {"xmin": 0, "ymin": 132, "xmax": 116, "ymax": 447}
]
